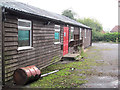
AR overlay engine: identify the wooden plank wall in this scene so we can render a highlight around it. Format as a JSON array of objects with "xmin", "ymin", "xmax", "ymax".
[
  {"xmin": 3, "ymin": 13, "xmax": 62, "ymax": 84},
  {"xmin": 0, "ymin": 7, "xmax": 2, "ymax": 85},
  {"xmin": 68, "ymin": 26, "xmax": 83, "ymax": 54},
  {"xmin": 81, "ymin": 28, "xmax": 92, "ymax": 48},
  {"xmin": 3, "ymin": 10, "xmax": 92, "ymax": 85}
]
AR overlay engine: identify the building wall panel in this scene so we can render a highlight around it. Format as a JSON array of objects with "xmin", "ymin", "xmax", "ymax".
[{"xmin": 3, "ymin": 13, "xmax": 62, "ymax": 84}]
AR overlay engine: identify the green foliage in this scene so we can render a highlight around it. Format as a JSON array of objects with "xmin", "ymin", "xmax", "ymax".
[
  {"xmin": 75, "ymin": 47, "xmax": 86, "ymax": 60},
  {"xmin": 51, "ymin": 56, "xmax": 60, "ymax": 63},
  {"xmin": 80, "ymin": 47, "xmax": 85, "ymax": 58},
  {"xmin": 30, "ymin": 45, "xmax": 105, "ymax": 88},
  {"xmin": 92, "ymin": 31, "xmax": 104, "ymax": 42},
  {"xmin": 77, "ymin": 18, "xmax": 104, "ymax": 42},
  {"xmin": 92, "ymin": 32, "xmax": 119, "ymax": 42},
  {"xmin": 77, "ymin": 18, "xmax": 103, "ymax": 32},
  {"xmin": 30, "ymin": 57, "xmax": 97, "ymax": 88},
  {"xmin": 62, "ymin": 9, "xmax": 76, "ymax": 20},
  {"xmin": 77, "ymin": 18, "xmax": 119, "ymax": 42},
  {"xmin": 103, "ymin": 32, "xmax": 119, "ymax": 42}
]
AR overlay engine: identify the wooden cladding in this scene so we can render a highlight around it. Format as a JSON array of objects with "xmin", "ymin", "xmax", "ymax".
[
  {"xmin": 3, "ymin": 14, "xmax": 62, "ymax": 84},
  {"xmin": 2, "ymin": 12, "xmax": 92, "ymax": 85}
]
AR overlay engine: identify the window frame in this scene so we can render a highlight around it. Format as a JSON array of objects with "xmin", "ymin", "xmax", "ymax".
[
  {"xmin": 18, "ymin": 19, "xmax": 32, "ymax": 50},
  {"xmin": 70, "ymin": 27, "xmax": 74, "ymax": 41},
  {"xmin": 54, "ymin": 25, "xmax": 60, "ymax": 44},
  {"xmin": 79, "ymin": 28, "xmax": 82, "ymax": 40}
]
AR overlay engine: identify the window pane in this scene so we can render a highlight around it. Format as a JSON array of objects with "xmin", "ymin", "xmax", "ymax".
[
  {"xmin": 18, "ymin": 21, "xmax": 31, "ymax": 27},
  {"xmin": 54, "ymin": 32, "xmax": 60, "ymax": 42},
  {"xmin": 71, "ymin": 31, "xmax": 73, "ymax": 40},
  {"xmin": 18, "ymin": 30, "xmax": 30, "ymax": 47},
  {"xmin": 80, "ymin": 28, "xmax": 81, "ymax": 39}
]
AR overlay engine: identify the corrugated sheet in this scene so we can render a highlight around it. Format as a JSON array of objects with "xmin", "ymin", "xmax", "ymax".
[{"xmin": 0, "ymin": 0, "xmax": 91, "ymax": 29}]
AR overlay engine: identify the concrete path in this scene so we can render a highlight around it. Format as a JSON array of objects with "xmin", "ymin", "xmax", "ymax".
[{"xmin": 81, "ymin": 42, "xmax": 119, "ymax": 88}]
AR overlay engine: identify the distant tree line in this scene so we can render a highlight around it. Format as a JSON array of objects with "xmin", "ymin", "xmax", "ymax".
[{"xmin": 62, "ymin": 9, "xmax": 119, "ymax": 43}]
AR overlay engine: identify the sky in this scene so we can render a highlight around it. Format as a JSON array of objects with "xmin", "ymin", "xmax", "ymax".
[{"xmin": 16, "ymin": 0, "xmax": 118, "ymax": 32}]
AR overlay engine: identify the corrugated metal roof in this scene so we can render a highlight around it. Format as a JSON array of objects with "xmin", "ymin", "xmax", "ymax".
[{"xmin": 0, "ymin": 0, "xmax": 91, "ymax": 29}]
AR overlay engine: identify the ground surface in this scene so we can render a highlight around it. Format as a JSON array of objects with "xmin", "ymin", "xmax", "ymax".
[
  {"xmin": 29, "ymin": 42, "xmax": 118, "ymax": 88},
  {"xmin": 81, "ymin": 42, "xmax": 118, "ymax": 88}
]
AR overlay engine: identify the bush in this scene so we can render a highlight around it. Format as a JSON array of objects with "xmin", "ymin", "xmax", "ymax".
[
  {"xmin": 92, "ymin": 32, "xmax": 120, "ymax": 43},
  {"xmin": 92, "ymin": 31, "xmax": 104, "ymax": 42},
  {"xmin": 103, "ymin": 32, "xmax": 119, "ymax": 42}
]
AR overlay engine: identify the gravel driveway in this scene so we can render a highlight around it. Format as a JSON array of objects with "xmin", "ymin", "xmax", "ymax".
[{"xmin": 81, "ymin": 42, "xmax": 119, "ymax": 88}]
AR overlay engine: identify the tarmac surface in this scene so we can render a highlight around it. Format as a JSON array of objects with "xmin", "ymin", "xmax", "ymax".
[{"xmin": 81, "ymin": 42, "xmax": 119, "ymax": 88}]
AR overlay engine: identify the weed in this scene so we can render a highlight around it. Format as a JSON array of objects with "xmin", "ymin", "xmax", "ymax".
[{"xmin": 30, "ymin": 45, "xmax": 104, "ymax": 88}]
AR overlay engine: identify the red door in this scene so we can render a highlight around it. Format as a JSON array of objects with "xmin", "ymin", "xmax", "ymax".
[{"xmin": 63, "ymin": 27, "xmax": 69, "ymax": 56}]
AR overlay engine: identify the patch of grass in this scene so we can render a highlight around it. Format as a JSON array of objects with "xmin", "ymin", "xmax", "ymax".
[
  {"xmin": 75, "ymin": 47, "xmax": 87, "ymax": 60},
  {"xmin": 30, "ymin": 57, "xmax": 98, "ymax": 88},
  {"xmin": 30, "ymin": 46, "xmax": 104, "ymax": 88}
]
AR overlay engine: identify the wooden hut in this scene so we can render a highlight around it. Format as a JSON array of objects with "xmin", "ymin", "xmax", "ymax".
[{"xmin": 0, "ymin": 0, "xmax": 92, "ymax": 85}]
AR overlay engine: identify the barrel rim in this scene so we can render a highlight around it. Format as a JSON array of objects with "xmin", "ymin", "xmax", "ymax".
[{"xmin": 13, "ymin": 68, "xmax": 28, "ymax": 85}]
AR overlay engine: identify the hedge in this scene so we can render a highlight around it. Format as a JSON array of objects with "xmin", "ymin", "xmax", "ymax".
[{"xmin": 92, "ymin": 32, "xmax": 120, "ymax": 42}]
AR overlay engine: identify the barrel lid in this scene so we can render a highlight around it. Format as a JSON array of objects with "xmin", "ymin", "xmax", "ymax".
[{"xmin": 13, "ymin": 68, "xmax": 28, "ymax": 85}]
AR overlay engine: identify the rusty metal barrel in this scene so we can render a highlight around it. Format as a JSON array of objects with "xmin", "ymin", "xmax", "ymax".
[{"xmin": 13, "ymin": 65, "xmax": 41, "ymax": 85}]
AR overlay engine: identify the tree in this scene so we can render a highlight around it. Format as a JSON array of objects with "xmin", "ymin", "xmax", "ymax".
[
  {"xmin": 62, "ymin": 9, "xmax": 76, "ymax": 20},
  {"xmin": 77, "ymin": 18, "xmax": 103, "ymax": 42},
  {"xmin": 77, "ymin": 18, "xmax": 103, "ymax": 32}
]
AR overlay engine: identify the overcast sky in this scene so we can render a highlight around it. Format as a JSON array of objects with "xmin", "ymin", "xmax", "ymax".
[{"xmin": 16, "ymin": 0, "xmax": 118, "ymax": 31}]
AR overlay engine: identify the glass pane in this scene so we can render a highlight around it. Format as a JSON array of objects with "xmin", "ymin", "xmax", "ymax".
[
  {"xmin": 18, "ymin": 30, "xmax": 30, "ymax": 47},
  {"xmin": 64, "ymin": 32, "xmax": 66, "ymax": 37},
  {"xmin": 54, "ymin": 32, "xmax": 60, "ymax": 42},
  {"xmin": 71, "ymin": 32, "xmax": 73, "ymax": 39},
  {"xmin": 80, "ymin": 30, "xmax": 81, "ymax": 39},
  {"xmin": 18, "ymin": 21, "xmax": 31, "ymax": 27}
]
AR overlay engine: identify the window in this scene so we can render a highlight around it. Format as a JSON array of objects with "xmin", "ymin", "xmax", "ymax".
[
  {"xmin": 18, "ymin": 19, "xmax": 32, "ymax": 50},
  {"xmin": 54, "ymin": 25, "xmax": 60, "ymax": 44},
  {"xmin": 70, "ymin": 27, "xmax": 74, "ymax": 41},
  {"xmin": 79, "ymin": 28, "xmax": 82, "ymax": 39},
  {"xmin": 85, "ymin": 29, "xmax": 86, "ymax": 38}
]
